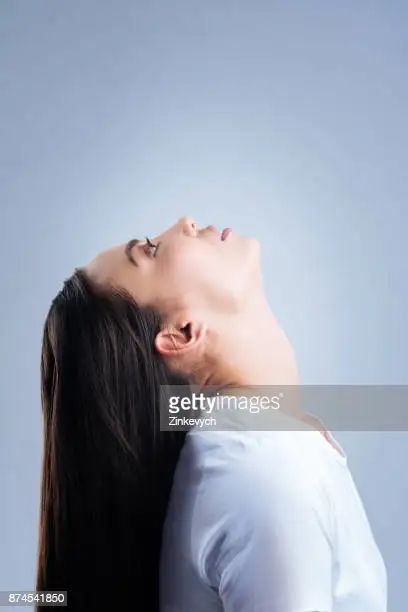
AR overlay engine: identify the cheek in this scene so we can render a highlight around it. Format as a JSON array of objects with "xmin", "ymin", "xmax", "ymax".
[
  {"xmin": 168, "ymin": 238, "xmax": 259, "ymax": 287},
  {"xmin": 165, "ymin": 243, "xmax": 198, "ymax": 275},
  {"xmin": 157, "ymin": 238, "xmax": 261, "ymax": 309},
  {"xmin": 158, "ymin": 243, "xmax": 221, "ymax": 305},
  {"xmin": 153, "ymin": 245, "xmax": 206, "ymax": 303},
  {"xmin": 167, "ymin": 245, "xmax": 215, "ymax": 288}
]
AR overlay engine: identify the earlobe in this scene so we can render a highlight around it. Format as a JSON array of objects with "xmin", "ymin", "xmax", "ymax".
[{"xmin": 154, "ymin": 320, "xmax": 207, "ymax": 357}]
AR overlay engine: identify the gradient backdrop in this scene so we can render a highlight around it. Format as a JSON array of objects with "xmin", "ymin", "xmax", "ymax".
[{"xmin": 1, "ymin": 1, "xmax": 407, "ymax": 610}]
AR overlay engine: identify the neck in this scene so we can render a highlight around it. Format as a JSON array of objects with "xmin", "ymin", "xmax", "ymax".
[{"xmin": 203, "ymin": 294, "xmax": 300, "ymax": 389}]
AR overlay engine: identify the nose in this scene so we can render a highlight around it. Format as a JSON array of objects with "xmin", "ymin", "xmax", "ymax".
[
  {"xmin": 178, "ymin": 215, "xmax": 198, "ymax": 237},
  {"xmin": 151, "ymin": 216, "xmax": 197, "ymax": 244}
]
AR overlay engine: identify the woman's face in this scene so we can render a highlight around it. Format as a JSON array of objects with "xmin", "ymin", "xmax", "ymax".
[{"xmin": 85, "ymin": 216, "xmax": 261, "ymax": 318}]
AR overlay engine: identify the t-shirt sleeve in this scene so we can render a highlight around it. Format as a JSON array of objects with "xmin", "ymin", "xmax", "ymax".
[{"xmin": 197, "ymin": 436, "xmax": 334, "ymax": 612}]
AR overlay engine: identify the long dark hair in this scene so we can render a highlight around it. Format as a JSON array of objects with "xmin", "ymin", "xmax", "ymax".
[{"xmin": 36, "ymin": 267, "xmax": 189, "ymax": 610}]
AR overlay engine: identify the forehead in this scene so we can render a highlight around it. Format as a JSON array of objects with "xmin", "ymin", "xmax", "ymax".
[{"xmin": 84, "ymin": 242, "xmax": 127, "ymax": 286}]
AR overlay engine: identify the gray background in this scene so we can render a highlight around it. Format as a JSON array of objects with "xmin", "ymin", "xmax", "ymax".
[{"xmin": 1, "ymin": 1, "xmax": 406, "ymax": 609}]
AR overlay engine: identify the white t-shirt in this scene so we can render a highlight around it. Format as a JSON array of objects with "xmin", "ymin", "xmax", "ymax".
[{"xmin": 159, "ymin": 400, "xmax": 387, "ymax": 611}]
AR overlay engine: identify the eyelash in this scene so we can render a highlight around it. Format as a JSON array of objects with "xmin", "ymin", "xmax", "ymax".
[{"xmin": 144, "ymin": 236, "xmax": 160, "ymax": 257}]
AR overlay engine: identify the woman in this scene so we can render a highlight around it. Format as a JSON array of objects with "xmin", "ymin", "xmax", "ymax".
[{"xmin": 37, "ymin": 216, "xmax": 387, "ymax": 611}]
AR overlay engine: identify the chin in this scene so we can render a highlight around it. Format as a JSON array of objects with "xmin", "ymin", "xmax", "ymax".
[
  {"xmin": 242, "ymin": 234, "xmax": 261, "ymax": 262},
  {"xmin": 249, "ymin": 235, "xmax": 261, "ymax": 252},
  {"xmin": 237, "ymin": 237, "xmax": 262, "ymax": 291}
]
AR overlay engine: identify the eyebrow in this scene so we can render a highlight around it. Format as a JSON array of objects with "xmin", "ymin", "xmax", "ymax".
[{"xmin": 125, "ymin": 238, "xmax": 140, "ymax": 267}]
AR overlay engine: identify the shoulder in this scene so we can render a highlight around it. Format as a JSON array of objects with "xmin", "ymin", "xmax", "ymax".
[
  {"xmin": 184, "ymin": 427, "xmax": 323, "ymax": 502},
  {"xmin": 179, "ymin": 429, "xmax": 334, "ymax": 578},
  {"xmin": 175, "ymin": 430, "xmax": 335, "ymax": 611},
  {"xmin": 193, "ymin": 428, "xmax": 325, "ymax": 498}
]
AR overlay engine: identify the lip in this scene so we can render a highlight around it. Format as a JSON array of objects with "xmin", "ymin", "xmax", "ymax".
[{"xmin": 221, "ymin": 227, "xmax": 232, "ymax": 241}]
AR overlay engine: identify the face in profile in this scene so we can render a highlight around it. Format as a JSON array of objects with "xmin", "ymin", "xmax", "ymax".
[{"xmin": 84, "ymin": 216, "xmax": 262, "ymax": 318}]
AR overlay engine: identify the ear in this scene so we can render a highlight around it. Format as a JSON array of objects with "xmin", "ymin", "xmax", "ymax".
[{"xmin": 154, "ymin": 319, "xmax": 207, "ymax": 358}]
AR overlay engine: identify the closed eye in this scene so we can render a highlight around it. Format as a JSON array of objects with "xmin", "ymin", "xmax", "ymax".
[
  {"xmin": 125, "ymin": 237, "xmax": 161, "ymax": 267},
  {"xmin": 144, "ymin": 236, "xmax": 161, "ymax": 258}
]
